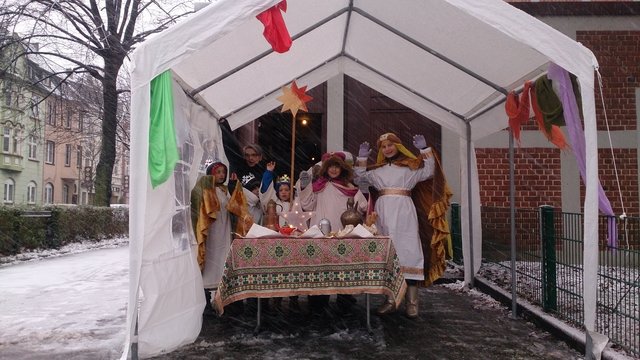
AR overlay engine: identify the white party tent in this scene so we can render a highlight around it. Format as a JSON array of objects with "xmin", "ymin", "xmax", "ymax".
[{"xmin": 125, "ymin": 0, "xmax": 601, "ymax": 358}]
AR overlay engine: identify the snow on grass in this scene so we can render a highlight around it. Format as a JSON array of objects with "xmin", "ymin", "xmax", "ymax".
[{"xmin": 0, "ymin": 237, "xmax": 129, "ymax": 267}]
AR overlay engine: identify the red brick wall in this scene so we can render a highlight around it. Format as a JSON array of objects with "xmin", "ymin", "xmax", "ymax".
[
  {"xmin": 578, "ymin": 31, "xmax": 640, "ymax": 132},
  {"xmin": 476, "ymin": 148, "xmax": 562, "ymax": 209},
  {"xmin": 577, "ymin": 148, "xmax": 639, "ymax": 215}
]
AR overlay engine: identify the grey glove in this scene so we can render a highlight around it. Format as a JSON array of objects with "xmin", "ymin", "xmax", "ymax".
[
  {"xmin": 358, "ymin": 142, "xmax": 371, "ymax": 158},
  {"xmin": 299, "ymin": 171, "xmax": 311, "ymax": 189},
  {"xmin": 412, "ymin": 134, "xmax": 427, "ymax": 150}
]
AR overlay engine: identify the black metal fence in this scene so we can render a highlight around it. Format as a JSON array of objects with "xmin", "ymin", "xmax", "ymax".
[{"xmin": 450, "ymin": 204, "xmax": 639, "ymax": 357}]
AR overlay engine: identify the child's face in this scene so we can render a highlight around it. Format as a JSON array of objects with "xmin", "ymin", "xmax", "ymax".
[
  {"xmin": 327, "ymin": 165, "xmax": 342, "ymax": 179},
  {"xmin": 213, "ymin": 166, "xmax": 227, "ymax": 184},
  {"xmin": 250, "ymin": 187, "xmax": 259, "ymax": 196},
  {"xmin": 381, "ymin": 140, "xmax": 398, "ymax": 158},
  {"xmin": 278, "ymin": 184, "xmax": 291, "ymax": 202}
]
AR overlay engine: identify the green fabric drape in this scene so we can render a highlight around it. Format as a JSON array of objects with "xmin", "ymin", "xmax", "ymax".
[
  {"xmin": 148, "ymin": 71, "xmax": 179, "ymax": 188},
  {"xmin": 534, "ymin": 75, "xmax": 566, "ymax": 132}
]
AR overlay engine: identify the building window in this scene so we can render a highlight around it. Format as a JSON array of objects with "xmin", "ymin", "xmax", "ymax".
[
  {"xmin": 65, "ymin": 144, "xmax": 72, "ymax": 166},
  {"xmin": 30, "ymin": 96, "xmax": 40, "ymax": 118},
  {"xmin": 11, "ymin": 129, "xmax": 18, "ymax": 154},
  {"xmin": 4, "ymin": 86, "xmax": 12, "ymax": 107},
  {"xmin": 47, "ymin": 103, "xmax": 56, "ymax": 125},
  {"xmin": 45, "ymin": 140, "xmax": 55, "ymax": 164},
  {"xmin": 3, "ymin": 178, "xmax": 14, "ymax": 203},
  {"xmin": 76, "ymin": 145, "xmax": 82, "ymax": 168},
  {"xmin": 27, "ymin": 181, "xmax": 37, "ymax": 204},
  {"xmin": 62, "ymin": 184, "xmax": 69, "ymax": 204},
  {"xmin": 2, "ymin": 127, "xmax": 19, "ymax": 154},
  {"xmin": 78, "ymin": 112, "xmax": 84, "ymax": 132},
  {"xmin": 2, "ymin": 127, "xmax": 9, "ymax": 152},
  {"xmin": 65, "ymin": 109, "xmax": 72, "ymax": 128},
  {"xmin": 44, "ymin": 183, "xmax": 53, "ymax": 204},
  {"xmin": 28, "ymin": 135, "xmax": 37, "ymax": 159}
]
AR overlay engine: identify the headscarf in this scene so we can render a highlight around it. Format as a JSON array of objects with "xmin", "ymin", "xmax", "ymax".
[
  {"xmin": 373, "ymin": 132, "xmax": 423, "ymax": 170},
  {"xmin": 206, "ymin": 161, "xmax": 228, "ymax": 184}
]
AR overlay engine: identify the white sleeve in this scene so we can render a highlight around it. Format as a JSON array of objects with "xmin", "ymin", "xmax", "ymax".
[{"xmin": 298, "ymin": 182, "xmax": 317, "ymax": 211}]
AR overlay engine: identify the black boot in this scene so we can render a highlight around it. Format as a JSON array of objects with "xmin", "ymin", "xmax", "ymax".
[{"xmin": 203, "ymin": 289, "xmax": 215, "ymax": 317}]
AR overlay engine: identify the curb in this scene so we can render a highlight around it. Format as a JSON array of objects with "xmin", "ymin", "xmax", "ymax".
[{"xmin": 474, "ymin": 275, "xmax": 634, "ymax": 360}]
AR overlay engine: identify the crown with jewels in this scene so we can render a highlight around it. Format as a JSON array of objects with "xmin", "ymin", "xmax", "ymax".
[{"xmin": 276, "ymin": 174, "xmax": 290, "ymax": 184}]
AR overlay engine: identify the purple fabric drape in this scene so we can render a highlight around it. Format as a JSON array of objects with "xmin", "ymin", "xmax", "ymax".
[{"xmin": 547, "ymin": 63, "xmax": 617, "ymax": 247}]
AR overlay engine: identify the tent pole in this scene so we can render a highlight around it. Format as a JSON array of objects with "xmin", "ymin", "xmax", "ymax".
[
  {"xmin": 466, "ymin": 122, "xmax": 475, "ymax": 288},
  {"xmin": 509, "ymin": 128, "xmax": 517, "ymax": 319},
  {"xmin": 291, "ymin": 114, "xmax": 296, "ymax": 198},
  {"xmin": 131, "ymin": 310, "xmax": 139, "ymax": 360}
]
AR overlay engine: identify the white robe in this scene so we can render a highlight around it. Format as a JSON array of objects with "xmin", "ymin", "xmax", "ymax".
[
  {"xmin": 244, "ymin": 188, "xmax": 263, "ymax": 225},
  {"xmin": 299, "ymin": 180, "xmax": 367, "ymax": 232},
  {"xmin": 355, "ymin": 148, "xmax": 435, "ymax": 280},
  {"xmin": 202, "ymin": 186, "xmax": 232, "ymax": 289}
]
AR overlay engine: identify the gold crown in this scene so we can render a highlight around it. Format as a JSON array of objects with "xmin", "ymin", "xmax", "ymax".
[{"xmin": 277, "ymin": 174, "xmax": 291, "ymax": 183}]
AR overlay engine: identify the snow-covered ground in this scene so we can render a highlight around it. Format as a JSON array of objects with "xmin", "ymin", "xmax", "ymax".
[
  {"xmin": 0, "ymin": 239, "xmax": 524, "ymax": 360},
  {"xmin": 479, "ymin": 261, "xmax": 639, "ymax": 358},
  {"xmin": 2, "ymin": 238, "xmax": 633, "ymax": 359},
  {"xmin": 0, "ymin": 238, "xmax": 129, "ymax": 360}
]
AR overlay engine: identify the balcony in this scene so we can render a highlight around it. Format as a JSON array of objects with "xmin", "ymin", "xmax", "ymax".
[{"xmin": 0, "ymin": 153, "xmax": 23, "ymax": 171}]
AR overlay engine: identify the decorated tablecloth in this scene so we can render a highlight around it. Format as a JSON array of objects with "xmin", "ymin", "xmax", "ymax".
[{"xmin": 213, "ymin": 236, "xmax": 406, "ymax": 314}]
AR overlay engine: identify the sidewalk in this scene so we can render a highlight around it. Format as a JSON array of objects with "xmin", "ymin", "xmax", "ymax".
[{"xmin": 150, "ymin": 282, "xmax": 584, "ymax": 359}]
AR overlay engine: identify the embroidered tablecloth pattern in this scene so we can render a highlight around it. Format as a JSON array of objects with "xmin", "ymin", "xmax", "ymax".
[{"xmin": 214, "ymin": 236, "xmax": 406, "ymax": 313}]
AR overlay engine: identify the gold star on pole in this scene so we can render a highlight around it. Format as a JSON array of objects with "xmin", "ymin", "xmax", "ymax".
[{"xmin": 277, "ymin": 80, "xmax": 313, "ymax": 118}]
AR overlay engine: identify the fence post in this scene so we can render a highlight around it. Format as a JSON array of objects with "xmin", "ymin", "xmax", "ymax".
[
  {"xmin": 450, "ymin": 203, "xmax": 463, "ymax": 264},
  {"xmin": 540, "ymin": 205, "xmax": 557, "ymax": 312}
]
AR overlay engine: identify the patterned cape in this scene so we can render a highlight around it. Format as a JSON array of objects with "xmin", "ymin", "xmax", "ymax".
[
  {"xmin": 191, "ymin": 177, "xmax": 252, "ymax": 271},
  {"xmin": 412, "ymin": 150, "xmax": 453, "ymax": 286}
]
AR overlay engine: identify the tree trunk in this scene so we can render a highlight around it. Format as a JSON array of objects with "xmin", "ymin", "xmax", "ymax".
[{"xmin": 93, "ymin": 58, "xmax": 121, "ymax": 206}]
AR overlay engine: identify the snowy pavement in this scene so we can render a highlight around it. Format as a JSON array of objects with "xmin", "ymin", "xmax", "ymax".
[{"xmin": 0, "ymin": 242, "xmax": 128, "ymax": 360}]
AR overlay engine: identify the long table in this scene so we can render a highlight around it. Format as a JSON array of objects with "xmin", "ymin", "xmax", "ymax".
[{"xmin": 213, "ymin": 236, "xmax": 406, "ymax": 332}]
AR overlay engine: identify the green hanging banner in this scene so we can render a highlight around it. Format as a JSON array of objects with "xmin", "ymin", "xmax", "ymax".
[{"xmin": 148, "ymin": 71, "xmax": 179, "ymax": 188}]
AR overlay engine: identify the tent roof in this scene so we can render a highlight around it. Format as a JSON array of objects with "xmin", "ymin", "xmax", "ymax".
[{"xmin": 132, "ymin": 0, "xmax": 597, "ymax": 140}]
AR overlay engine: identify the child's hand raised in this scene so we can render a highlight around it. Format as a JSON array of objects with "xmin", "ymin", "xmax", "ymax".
[{"xmin": 266, "ymin": 161, "xmax": 276, "ymax": 172}]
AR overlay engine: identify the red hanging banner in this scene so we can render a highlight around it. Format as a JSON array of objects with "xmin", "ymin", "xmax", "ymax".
[{"xmin": 256, "ymin": 1, "xmax": 292, "ymax": 53}]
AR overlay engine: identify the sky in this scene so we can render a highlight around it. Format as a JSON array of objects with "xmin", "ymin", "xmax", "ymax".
[{"xmin": 0, "ymin": 239, "xmax": 129, "ymax": 360}]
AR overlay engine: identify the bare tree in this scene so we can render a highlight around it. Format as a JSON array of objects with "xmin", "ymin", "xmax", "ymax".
[{"xmin": 0, "ymin": 0, "xmax": 193, "ymax": 205}]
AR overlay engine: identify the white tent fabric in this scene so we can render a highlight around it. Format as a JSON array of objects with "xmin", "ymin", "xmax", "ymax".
[{"xmin": 126, "ymin": 0, "xmax": 600, "ymax": 358}]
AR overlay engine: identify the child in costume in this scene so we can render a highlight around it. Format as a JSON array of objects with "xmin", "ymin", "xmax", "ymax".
[
  {"xmin": 299, "ymin": 152, "xmax": 367, "ymax": 231},
  {"xmin": 190, "ymin": 161, "xmax": 233, "ymax": 313},
  {"xmin": 259, "ymin": 161, "xmax": 292, "ymax": 228},
  {"xmin": 299, "ymin": 152, "xmax": 368, "ymax": 312},
  {"xmin": 242, "ymin": 174, "xmax": 263, "ymax": 226},
  {"xmin": 259, "ymin": 161, "xmax": 299, "ymax": 310},
  {"xmin": 355, "ymin": 133, "xmax": 451, "ymax": 319}
]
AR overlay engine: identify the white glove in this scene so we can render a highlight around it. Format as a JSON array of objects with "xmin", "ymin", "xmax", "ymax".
[
  {"xmin": 358, "ymin": 142, "xmax": 371, "ymax": 158},
  {"xmin": 412, "ymin": 134, "xmax": 427, "ymax": 150},
  {"xmin": 299, "ymin": 171, "xmax": 311, "ymax": 189}
]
